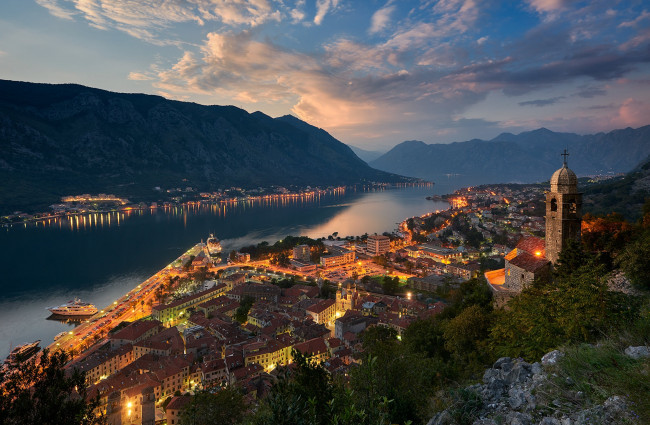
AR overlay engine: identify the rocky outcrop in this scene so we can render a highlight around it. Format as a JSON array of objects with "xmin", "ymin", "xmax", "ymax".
[{"xmin": 428, "ymin": 352, "xmax": 640, "ymax": 425}]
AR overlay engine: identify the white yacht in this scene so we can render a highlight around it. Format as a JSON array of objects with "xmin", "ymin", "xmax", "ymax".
[
  {"xmin": 48, "ymin": 298, "xmax": 98, "ymax": 316},
  {"xmin": 206, "ymin": 233, "xmax": 222, "ymax": 257}
]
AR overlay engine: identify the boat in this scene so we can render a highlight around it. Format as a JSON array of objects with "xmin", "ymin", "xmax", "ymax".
[
  {"xmin": 5, "ymin": 341, "xmax": 40, "ymax": 365},
  {"xmin": 47, "ymin": 298, "xmax": 98, "ymax": 316},
  {"xmin": 54, "ymin": 331, "xmax": 68, "ymax": 341},
  {"xmin": 206, "ymin": 233, "xmax": 222, "ymax": 257}
]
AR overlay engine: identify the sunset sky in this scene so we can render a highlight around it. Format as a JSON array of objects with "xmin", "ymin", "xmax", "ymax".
[{"xmin": 1, "ymin": 0, "xmax": 649, "ymax": 150}]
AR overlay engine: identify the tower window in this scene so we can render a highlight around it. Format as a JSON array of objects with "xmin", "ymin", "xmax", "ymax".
[
  {"xmin": 550, "ymin": 198, "xmax": 557, "ymax": 212},
  {"xmin": 569, "ymin": 200, "xmax": 577, "ymax": 215}
]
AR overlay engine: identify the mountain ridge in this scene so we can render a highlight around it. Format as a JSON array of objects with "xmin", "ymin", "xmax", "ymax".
[
  {"xmin": 0, "ymin": 79, "xmax": 410, "ymax": 214},
  {"xmin": 370, "ymin": 125, "xmax": 650, "ymax": 185}
]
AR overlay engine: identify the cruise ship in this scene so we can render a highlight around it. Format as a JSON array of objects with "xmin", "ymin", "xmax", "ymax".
[
  {"xmin": 48, "ymin": 298, "xmax": 98, "ymax": 316},
  {"xmin": 5, "ymin": 341, "xmax": 40, "ymax": 365},
  {"xmin": 206, "ymin": 233, "xmax": 222, "ymax": 257}
]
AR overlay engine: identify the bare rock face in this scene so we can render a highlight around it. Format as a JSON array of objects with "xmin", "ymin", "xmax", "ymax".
[
  {"xmin": 427, "ymin": 350, "xmax": 641, "ymax": 425},
  {"xmin": 541, "ymin": 350, "xmax": 564, "ymax": 366},
  {"xmin": 624, "ymin": 346, "xmax": 650, "ymax": 360}
]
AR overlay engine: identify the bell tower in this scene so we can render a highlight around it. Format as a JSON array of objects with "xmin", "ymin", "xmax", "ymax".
[{"xmin": 545, "ymin": 150, "xmax": 582, "ymax": 264}]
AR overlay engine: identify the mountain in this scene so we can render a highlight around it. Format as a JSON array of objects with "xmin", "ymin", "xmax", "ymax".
[
  {"xmin": 583, "ymin": 156, "xmax": 650, "ymax": 221},
  {"xmin": 370, "ymin": 126, "xmax": 650, "ymax": 186},
  {"xmin": 347, "ymin": 145, "xmax": 386, "ymax": 163},
  {"xmin": 0, "ymin": 80, "xmax": 409, "ymax": 214}
]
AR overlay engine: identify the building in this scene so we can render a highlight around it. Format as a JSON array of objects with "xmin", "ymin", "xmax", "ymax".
[
  {"xmin": 151, "ymin": 285, "xmax": 227, "ymax": 325},
  {"xmin": 366, "ymin": 234, "xmax": 390, "ymax": 256},
  {"xmin": 336, "ymin": 283, "xmax": 358, "ymax": 312},
  {"xmin": 306, "ymin": 299, "xmax": 336, "ymax": 325},
  {"xmin": 545, "ymin": 151, "xmax": 582, "ymax": 264},
  {"xmin": 320, "ymin": 247, "xmax": 355, "ymax": 268},
  {"xmin": 293, "ymin": 244, "xmax": 311, "ymax": 262},
  {"xmin": 485, "ymin": 152, "xmax": 580, "ymax": 298}
]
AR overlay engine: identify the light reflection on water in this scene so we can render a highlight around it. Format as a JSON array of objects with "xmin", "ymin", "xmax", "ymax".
[{"xmin": 0, "ymin": 184, "xmax": 455, "ymax": 358}]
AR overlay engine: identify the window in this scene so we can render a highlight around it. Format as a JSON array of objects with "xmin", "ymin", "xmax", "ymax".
[
  {"xmin": 569, "ymin": 200, "xmax": 577, "ymax": 215},
  {"xmin": 550, "ymin": 198, "xmax": 557, "ymax": 212}
]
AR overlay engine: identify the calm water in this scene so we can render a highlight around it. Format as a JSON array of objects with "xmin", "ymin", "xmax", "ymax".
[{"xmin": 0, "ymin": 184, "xmax": 457, "ymax": 358}]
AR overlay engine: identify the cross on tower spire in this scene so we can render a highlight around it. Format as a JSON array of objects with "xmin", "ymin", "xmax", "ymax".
[{"xmin": 561, "ymin": 149, "xmax": 569, "ymax": 166}]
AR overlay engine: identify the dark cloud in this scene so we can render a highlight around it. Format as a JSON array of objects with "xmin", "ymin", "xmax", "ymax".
[
  {"xmin": 573, "ymin": 84, "xmax": 607, "ymax": 98},
  {"xmin": 518, "ymin": 96, "xmax": 565, "ymax": 107}
]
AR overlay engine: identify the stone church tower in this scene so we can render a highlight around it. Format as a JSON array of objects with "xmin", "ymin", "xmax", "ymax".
[{"xmin": 545, "ymin": 151, "xmax": 582, "ymax": 264}]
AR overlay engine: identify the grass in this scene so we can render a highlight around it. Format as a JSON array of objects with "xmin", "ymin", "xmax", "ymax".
[{"xmin": 538, "ymin": 342, "xmax": 650, "ymax": 423}]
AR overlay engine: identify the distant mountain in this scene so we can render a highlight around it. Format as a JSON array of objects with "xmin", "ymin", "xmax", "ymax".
[
  {"xmin": 347, "ymin": 145, "xmax": 386, "ymax": 163},
  {"xmin": 0, "ymin": 80, "xmax": 409, "ymax": 214},
  {"xmin": 370, "ymin": 126, "xmax": 650, "ymax": 186}
]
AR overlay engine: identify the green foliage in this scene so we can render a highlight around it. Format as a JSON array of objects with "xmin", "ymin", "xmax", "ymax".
[
  {"xmin": 439, "ymin": 277, "xmax": 492, "ymax": 319},
  {"xmin": 381, "ymin": 275, "xmax": 401, "ymax": 296},
  {"xmin": 253, "ymin": 350, "xmax": 337, "ymax": 425},
  {"xmin": 352, "ymin": 326, "xmax": 438, "ymax": 424},
  {"xmin": 489, "ymin": 265, "xmax": 638, "ymax": 360},
  {"xmin": 181, "ymin": 387, "xmax": 247, "ymax": 425},
  {"xmin": 443, "ymin": 305, "xmax": 492, "ymax": 371},
  {"xmin": 241, "ymin": 237, "xmax": 324, "ymax": 261},
  {"xmin": 443, "ymin": 388, "xmax": 483, "ymax": 425},
  {"xmin": 234, "ymin": 295, "xmax": 255, "ymax": 323},
  {"xmin": 549, "ymin": 343, "xmax": 650, "ymax": 423},
  {"xmin": 0, "ymin": 349, "xmax": 104, "ymax": 425},
  {"xmin": 373, "ymin": 255, "xmax": 388, "ymax": 267},
  {"xmin": 402, "ymin": 317, "xmax": 449, "ymax": 360},
  {"xmin": 617, "ymin": 228, "xmax": 650, "ymax": 289}
]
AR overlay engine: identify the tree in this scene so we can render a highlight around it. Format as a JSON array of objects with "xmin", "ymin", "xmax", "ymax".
[
  {"xmin": 351, "ymin": 326, "xmax": 437, "ymax": 424},
  {"xmin": 443, "ymin": 304, "xmax": 492, "ymax": 371},
  {"xmin": 0, "ymin": 349, "xmax": 105, "ymax": 425},
  {"xmin": 234, "ymin": 295, "xmax": 255, "ymax": 323},
  {"xmin": 381, "ymin": 276, "xmax": 400, "ymax": 296},
  {"xmin": 617, "ymin": 229, "xmax": 650, "ymax": 290},
  {"xmin": 180, "ymin": 387, "xmax": 247, "ymax": 425},
  {"xmin": 489, "ymin": 265, "xmax": 638, "ymax": 360}
]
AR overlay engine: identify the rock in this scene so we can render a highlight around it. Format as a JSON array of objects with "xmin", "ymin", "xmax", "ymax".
[
  {"xmin": 483, "ymin": 378, "xmax": 507, "ymax": 401},
  {"xmin": 541, "ymin": 350, "xmax": 564, "ymax": 366},
  {"xmin": 539, "ymin": 418, "xmax": 561, "ymax": 425},
  {"xmin": 427, "ymin": 410, "xmax": 454, "ymax": 425},
  {"xmin": 503, "ymin": 361, "xmax": 533, "ymax": 385},
  {"xmin": 484, "ymin": 367, "xmax": 500, "ymax": 383},
  {"xmin": 506, "ymin": 411, "xmax": 532, "ymax": 425},
  {"xmin": 531, "ymin": 362, "xmax": 543, "ymax": 376},
  {"xmin": 603, "ymin": 395, "xmax": 627, "ymax": 414},
  {"xmin": 494, "ymin": 357, "xmax": 513, "ymax": 369},
  {"xmin": 624, "ymin": 346, "xmax": 650, "ymax": 360},
  {"xmin": 508, "ymin": 387, "xmax": 527, "ymax": 409}
]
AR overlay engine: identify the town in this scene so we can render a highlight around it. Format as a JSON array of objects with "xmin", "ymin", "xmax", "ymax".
[{"xmin": 46, "ymin": 178, "xmax": 562, "ymax": 424}]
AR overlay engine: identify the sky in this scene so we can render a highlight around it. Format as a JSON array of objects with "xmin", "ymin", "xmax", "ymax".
[{"xmin": 1, "ymin": 0, "xmax": 649, "ymax": 151}]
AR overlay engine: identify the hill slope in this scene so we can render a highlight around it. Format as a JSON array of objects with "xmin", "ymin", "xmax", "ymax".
[
  {"xmin": 0, "ymin": 80, "xmax": 407, "ymax": 213},
  {"xmin": 370, "ymin": 126, "xmax": 650, "ymax": 185}
]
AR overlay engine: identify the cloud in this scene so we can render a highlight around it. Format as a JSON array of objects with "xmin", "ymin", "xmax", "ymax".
[
  {"xmin": 127, "ymin": 72, "xmax": 153, "ymax": 81},
  {"xmin": 477, "ymin": 36, "xmax": 488, "ymax": 45},
  {"xmin": 518, "ymin": 96, "xmax": 565, "ymax": 107},
  {"xmin": 618, "ymin": 98, "xmax": 650, "ymax": 127},
  {"xmin": 573, "ymin": 84, "xmax": 607, "ymax": 98},
  {"xmin": 618, "ymin": 10, "xmax": 650, "ymax": 28},
  {"xmin": 369, "ymin": 5, "xmax": 395, "ymax": 34},
  {"xmin": 35, "ymin": 0, "xmax": 76, "ymax": 20},
  {"xmin": 314, "ymin": 0, "xmax": 339, "ymax": 25},
  {"xmin": 36, "ymin": 0, "xmax": 286, "ymax": 43},
  {"xmin": 527, "ymin": 0, "xmax": 576, "ymax": 13}
]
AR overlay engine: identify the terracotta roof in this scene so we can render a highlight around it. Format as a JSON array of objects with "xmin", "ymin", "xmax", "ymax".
[
  {"xmin": 111, "ymin": 320, "xmax": 161, "ymax": 342},
  {"xmin": 167, "ymin": 395, "xmax": 192, "ymax": 411},
  {"xmin": 509, "ymin": 252, "xmax": 549, "ymax": 273},
  {"xmin": 306, "ymin": 299, "xmax": 335, "ymax": 314},
  {"xmin": 515, "ymin": 236, "xmax": 546, "ymax": 258},
  {"xmin": 294, "ymin": 337, "xmax": 328, "ymax": 357}
]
